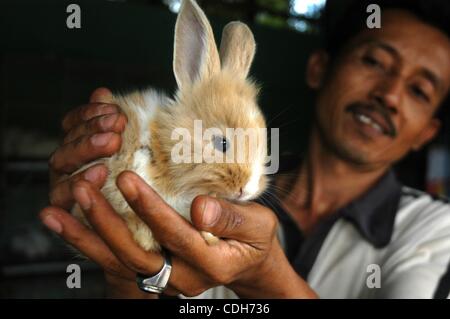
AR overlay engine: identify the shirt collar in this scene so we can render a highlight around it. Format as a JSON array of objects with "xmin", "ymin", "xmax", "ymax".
[{"xmin": 340, "ymin": 170, "xmax": 402, "ymax": 248}]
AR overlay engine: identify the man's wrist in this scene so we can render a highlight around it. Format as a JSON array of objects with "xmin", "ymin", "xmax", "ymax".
[{"xmin": 231, "ymin": 239, "xmax": 318, "ymax": 298}]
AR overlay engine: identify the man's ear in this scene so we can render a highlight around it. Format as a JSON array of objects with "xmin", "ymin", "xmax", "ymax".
[
  {"xmin": 412, "ymin": 118, "xmax": 441, "ymax": 151},
  {"xmin": 306, "ymin": 50, "xmax": 329, "ymax": 89}
]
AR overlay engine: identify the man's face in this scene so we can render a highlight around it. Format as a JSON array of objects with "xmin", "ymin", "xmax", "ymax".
[{"xmin": 310, "ymin": 9, "xmax": 450, "ymax": 168}]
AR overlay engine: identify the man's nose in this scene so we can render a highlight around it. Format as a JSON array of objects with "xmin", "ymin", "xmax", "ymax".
[{"xmin": 371, "ymin": 75, "xmax": 403, "ymax": 114}]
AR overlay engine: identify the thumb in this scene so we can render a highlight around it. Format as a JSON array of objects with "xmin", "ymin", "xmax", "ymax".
[{"xmin": 190, "ymin": 196, "xmax": 277, "ymax": 243}]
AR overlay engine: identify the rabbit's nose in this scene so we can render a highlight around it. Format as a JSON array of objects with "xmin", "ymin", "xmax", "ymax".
[{"xmin": 239, "ymin": 187, "xmax": 243, "ymax": 198}]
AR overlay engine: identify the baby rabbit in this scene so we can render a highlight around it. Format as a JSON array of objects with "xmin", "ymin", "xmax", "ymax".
[{"xmin": 72, "ymin": 0, "xmax": 268, "ymax": 251}]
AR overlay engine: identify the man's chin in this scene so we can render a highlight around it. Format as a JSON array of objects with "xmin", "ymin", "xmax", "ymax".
[
  {"xmin": 316, "ymin": 118, "xmax": 386, "ymax": 166},
  {"xmin": 325, "ymin": 133, "xmax": 384, "ymax": 165},
  {"xmin": 331, "ymin": 144, "xmax": 372, "ymax": 165}
]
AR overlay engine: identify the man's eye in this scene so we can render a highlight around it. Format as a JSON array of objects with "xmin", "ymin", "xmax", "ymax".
[
  {"xmin": 362, "ymin": 55, "xmax": 383, "ymax": 69},
  {"xmin": 411, "ymin": 85, "xmax": 430, "ymax": 102},
  {"xmin": 212, "ymin": 135, "xmax": 229, "ymax": 153}
]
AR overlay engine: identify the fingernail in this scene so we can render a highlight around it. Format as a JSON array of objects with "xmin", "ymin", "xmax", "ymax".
[
  {"xmin": 73, "ymin": 186, "xmax": 92, "ymax": 210},
  {"xmin": 84, "ymin": 166, "xmax": 103, "ymax": 183},
  {"xmin": 100, "ymin": 114, "xmax": 118, "ymax": 130},
  {"xmin": 122, "ymin": 177, "xmax": 138, "ymax": 200},
  {"xmin": 42, "ymin": 214, "xmax": 62, "ymax": 234},
  {"xmin": 91, "ymin": 132, "xmax": 113, "ymax": 146},
  {"xmin": 202, "ymin": 199, "xmax": 220, "ymax": 226}
]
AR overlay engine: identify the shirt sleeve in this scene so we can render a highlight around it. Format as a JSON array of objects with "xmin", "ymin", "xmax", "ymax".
[{"xmin": 375, "ymin": 202, "xmax": 450, "ymax": 299}]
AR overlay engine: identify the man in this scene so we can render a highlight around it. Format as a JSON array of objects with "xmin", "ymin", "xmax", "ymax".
[{"xmin": 40, "ymin": 0, "xmax": 450, "ymax": 298}]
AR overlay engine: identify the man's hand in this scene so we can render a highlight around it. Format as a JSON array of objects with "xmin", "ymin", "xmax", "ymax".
[
  {"xmin": 48, "ymin": 88, "xmax": 127, "ymax": 210},
  {"xmin": 40, "ymin": 171, "xmax": 317, "ymax": 298},
  {"xmin": 43, "ymin": 87, "xmax": 316, "ymax": 298}
]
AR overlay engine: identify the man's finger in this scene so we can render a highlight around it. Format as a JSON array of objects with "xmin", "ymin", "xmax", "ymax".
[
  {"xmin": 116, "ymin": 171, "xmax": 212, "ymax": 261},
  {"xmin": 71, "ymin": 180, "xmax": 211, "ymax": 295},
  {"xmin": 38, "ymin": 206, "xmax": 134, "ymax": 280},
  {"xmin": 39, "ymin": 207, "xmax": 206, "ymax": 296},
  {"xmin": 62, "ymin": 103, "xmax": 120, "ymax": 133},
  {"xmin": 49, "ymin": 132, "xmax": 121, "ymax": 174},
  {"xmin": 63, "ymin": 113, "xmax": 127, "ymax": 145},
  {"xmin": 62, "ymin": 87, "xmax": 115, "ymax": 133},
  {"xmin": 49, "ymin": 164, "xmax": 108, "ymax": 210},
  {"xmin": 190, "ymin": 196, "xmax": 278, "ymax": 245},
  {"xmin": 72, "ymin": 180, "xmax": 165, "ymax": 275}
]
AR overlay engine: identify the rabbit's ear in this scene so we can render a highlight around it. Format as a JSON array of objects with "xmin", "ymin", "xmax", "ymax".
[
  {"xmin": 173, "ymin": 0, "xmax": 221, "ymax": 89},
  {"xmin": 219, "ymin": 22, "xmax": 256, "ymax": 79}
]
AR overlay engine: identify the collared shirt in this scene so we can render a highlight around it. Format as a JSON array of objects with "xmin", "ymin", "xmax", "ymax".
[
  {"xmin": 185, "ymin": 169, "xmax": 450, "ymax": 299},
  {"xmin": 272, "ymin": 170, "xmax": 450, "ymax": 298}
]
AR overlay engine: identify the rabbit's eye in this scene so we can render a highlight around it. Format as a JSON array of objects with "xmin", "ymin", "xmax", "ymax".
[{"xmin": 212, "ymin": 135, "xmax": 229, "ymax": 153}]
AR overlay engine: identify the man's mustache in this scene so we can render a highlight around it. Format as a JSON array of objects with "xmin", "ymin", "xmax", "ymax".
[{"xmin": 347, "ymin": 101, "xmax": 397, "ymax": 138}]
